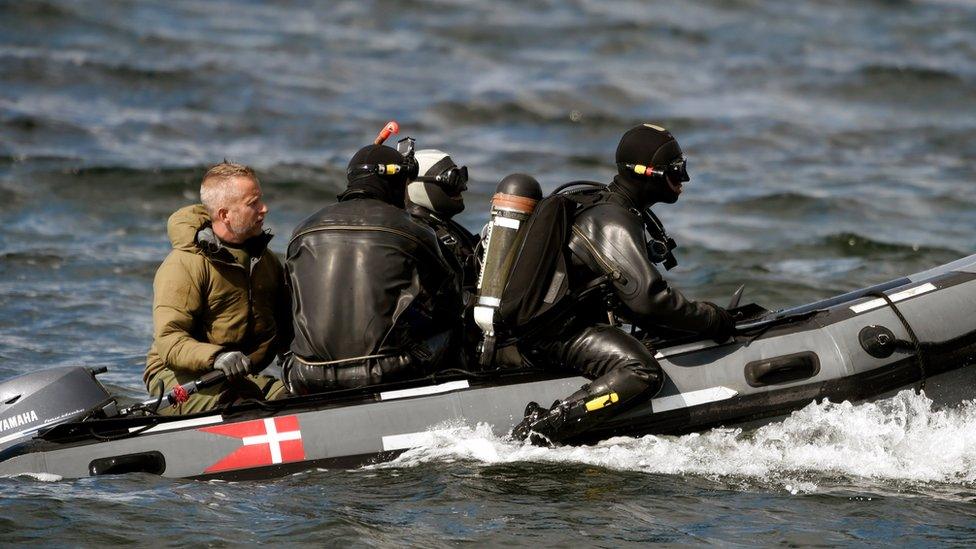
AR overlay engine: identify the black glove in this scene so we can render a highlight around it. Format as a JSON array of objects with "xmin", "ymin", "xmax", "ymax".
[
  {"xmin": 705, "ymin": 302, "xmax": 736, "ymax": 343},
  {"xmin": 214, "ymin": 351, "xmax": 251, "ymax": 381}
]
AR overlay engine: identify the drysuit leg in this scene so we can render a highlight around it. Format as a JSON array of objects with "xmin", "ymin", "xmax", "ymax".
[{"xmin": 513, "ymin": 325, "xmax": 663, "ymax": 445}]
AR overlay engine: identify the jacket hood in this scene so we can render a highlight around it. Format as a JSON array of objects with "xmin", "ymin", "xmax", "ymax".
[
  {"xmin": 167, "ymin": 204, "xmax": 211, "ymax": 252},
  {"xmin": 167, "ymin": 203, "xmax": 274, "ymax": 259}
]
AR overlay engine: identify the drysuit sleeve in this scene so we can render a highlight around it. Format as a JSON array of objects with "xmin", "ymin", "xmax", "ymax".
[
  {"xmin": 570, "ymin": 206, "xmax": 725, "ymax": 336},
  {"xmin": 151, "ymin": 253, "xmax": 224, "ymax": 373}
]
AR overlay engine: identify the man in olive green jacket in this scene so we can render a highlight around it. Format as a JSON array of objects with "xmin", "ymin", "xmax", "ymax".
[{"xmin": 145, "ymin": 162, "xmax": 291, "ymax": 414}]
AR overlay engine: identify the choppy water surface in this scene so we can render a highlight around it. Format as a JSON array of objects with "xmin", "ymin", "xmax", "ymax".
[{"xmin": 2, "ymin": 0, "xmax": 976, "ymax": 545}]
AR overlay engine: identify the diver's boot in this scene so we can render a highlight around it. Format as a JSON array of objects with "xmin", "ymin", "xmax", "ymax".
[
  {"xmin": 510, "ymin": 397, "xmax": 595, "ymax": 446},
  {"xmin": 511, "ymin": 401, "xmax": 548, "ymax": 443},
  {"xmin": 510, "ymin": 367, "xmax": 662, "ymax": 447}
]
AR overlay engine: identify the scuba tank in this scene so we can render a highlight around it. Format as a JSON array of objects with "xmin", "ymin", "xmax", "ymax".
[{"xmin": 474, "ymin": 174, "xmax": 542, "ymax": 368}]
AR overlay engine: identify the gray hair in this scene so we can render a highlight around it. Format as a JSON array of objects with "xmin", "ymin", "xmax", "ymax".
[{"xmin": 199, "ymin": 161, "xmax": 259, "ymax": 216}]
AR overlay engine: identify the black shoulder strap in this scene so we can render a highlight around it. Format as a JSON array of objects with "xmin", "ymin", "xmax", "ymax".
[
  {"xmin": 432, "ymin": 223, "xmax": 458, "ymax": 247},
  {"xmin": 553, "ymin": 181, "xmax": 607, "ymax": 218},
  {"xmin": 551, "ymin": 180, "xmax": 605, "ymax": 195}
]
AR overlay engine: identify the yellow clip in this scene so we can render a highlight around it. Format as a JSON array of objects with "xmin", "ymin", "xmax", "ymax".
[
  {"xmin": 383, "ymin": 164, "xmax": 401, "ymax": 174},
  {"xmin": 633, "ymin": 164, "xmax": 647, "ymax": 175},
  {"xmin": 585, "ymin": 392, "xmax": 619, "ymax": 412}
]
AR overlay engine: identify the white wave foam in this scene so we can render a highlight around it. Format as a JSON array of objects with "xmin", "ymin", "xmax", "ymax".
[
  {"xmin": 9, "ymin": 472, "xmax": 63, "ymax": 482},
  {"xmin": 380, "ymin": 390, "xmax": 976, "ymax": 493}
]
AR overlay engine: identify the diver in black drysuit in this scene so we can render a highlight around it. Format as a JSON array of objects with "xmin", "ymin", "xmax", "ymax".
[
  {"xmin": 406, "ymin": 149, "xmax": 481, "ymax": 365},
  {"xmin": 284, "ymin": 144, "xmax": 462, "ymax": 395},
  {"xmin": 512, "ymin": 124, "xmax": 736, "ymax": 445}
]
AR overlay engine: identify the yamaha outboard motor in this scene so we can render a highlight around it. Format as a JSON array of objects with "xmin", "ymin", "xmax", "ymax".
[{"xmin": 0, "ymin": 367, "xmax": 116, "ymax": 451}]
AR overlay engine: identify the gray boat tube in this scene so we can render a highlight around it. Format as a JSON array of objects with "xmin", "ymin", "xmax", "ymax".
[{"xmin": 0, "ymin": 253, "xmax": 974, "ymax": 480}]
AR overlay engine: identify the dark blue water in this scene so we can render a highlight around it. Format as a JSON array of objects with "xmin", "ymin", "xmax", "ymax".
[{"xmin": 2, "ymin": 0, "xmax": 976, "ymax": 544}]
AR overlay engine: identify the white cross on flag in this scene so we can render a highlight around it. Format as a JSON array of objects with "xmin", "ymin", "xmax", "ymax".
[{"xmin": 201, "ymin": 415, "xmax": 305, "ymax": 473}]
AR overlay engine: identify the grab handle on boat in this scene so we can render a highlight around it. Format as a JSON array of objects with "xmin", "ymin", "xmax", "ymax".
[{"xmin": 744, "ymin": 351, "xmax": 820, "ymax": 387}]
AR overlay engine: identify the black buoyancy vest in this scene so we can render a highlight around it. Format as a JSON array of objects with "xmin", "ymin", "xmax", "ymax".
[{"xmin": 495, "ymin": 183, "xmax": 609, "ymax": 342}]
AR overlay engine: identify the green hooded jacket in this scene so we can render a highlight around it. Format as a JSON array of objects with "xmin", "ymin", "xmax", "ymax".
[{"xmin": 144, "ymin": 204, "xmax": 292, "ymax": 384}]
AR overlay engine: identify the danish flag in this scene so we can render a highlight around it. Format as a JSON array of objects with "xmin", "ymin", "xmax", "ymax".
[{"xmin": 201, "ymin": 415, "xmax": 305, "ymax": 473}]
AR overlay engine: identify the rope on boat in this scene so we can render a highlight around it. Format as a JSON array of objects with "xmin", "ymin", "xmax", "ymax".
[{"xmin": 867, "ymin": 290, "xmax": 926, "ymax": 393}]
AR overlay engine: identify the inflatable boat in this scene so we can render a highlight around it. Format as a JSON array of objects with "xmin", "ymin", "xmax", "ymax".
[{"xmin": 1, "ymin": 253, "xmax": 975, "ymax": 480}]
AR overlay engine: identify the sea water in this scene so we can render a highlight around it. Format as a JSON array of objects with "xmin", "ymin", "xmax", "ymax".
[
  {"xmin": 2, "ymin": 0, "xmax": 976, "ymax": 544},
  {"xmin": 386, "ymin": 390, "xmax": 976, "ymax": 491}
]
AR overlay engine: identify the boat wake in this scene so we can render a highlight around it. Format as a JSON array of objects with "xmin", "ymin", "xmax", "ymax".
[
  {"xmin": 380, "ymin": 390, "xmax": 976, "ymax": 494},
  {"xmin": 7, "ymin": 472, "xmax": 63, "ymax": 482}
]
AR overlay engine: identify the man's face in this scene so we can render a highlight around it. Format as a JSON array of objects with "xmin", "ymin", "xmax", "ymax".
[{"xmin": 223, "ymin": 177, "xmax": 267, "ymax": 241}]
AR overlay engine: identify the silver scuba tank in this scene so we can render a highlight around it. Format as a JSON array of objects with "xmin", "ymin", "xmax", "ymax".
[{"xmin": 474, "ymin": 174, "xmax": 542, "ymax": 367}]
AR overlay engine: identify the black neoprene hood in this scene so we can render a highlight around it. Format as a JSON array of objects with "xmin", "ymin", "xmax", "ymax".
[
  {"xmin": 613, "ymin": 124, "xmax": 687, "ymax": 205},
  {"xmin": 343, "ymin": 144, "xmax": 408, "ymax": 207},
  {"xmin": 615, "ymin": 124, "xmax": 683, "ymax": 168}
]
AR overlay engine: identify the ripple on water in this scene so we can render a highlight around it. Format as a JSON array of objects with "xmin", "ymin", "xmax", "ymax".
[{"xmin": 2, "ymin": 0, "xmax": 976, "ymax": 544}]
